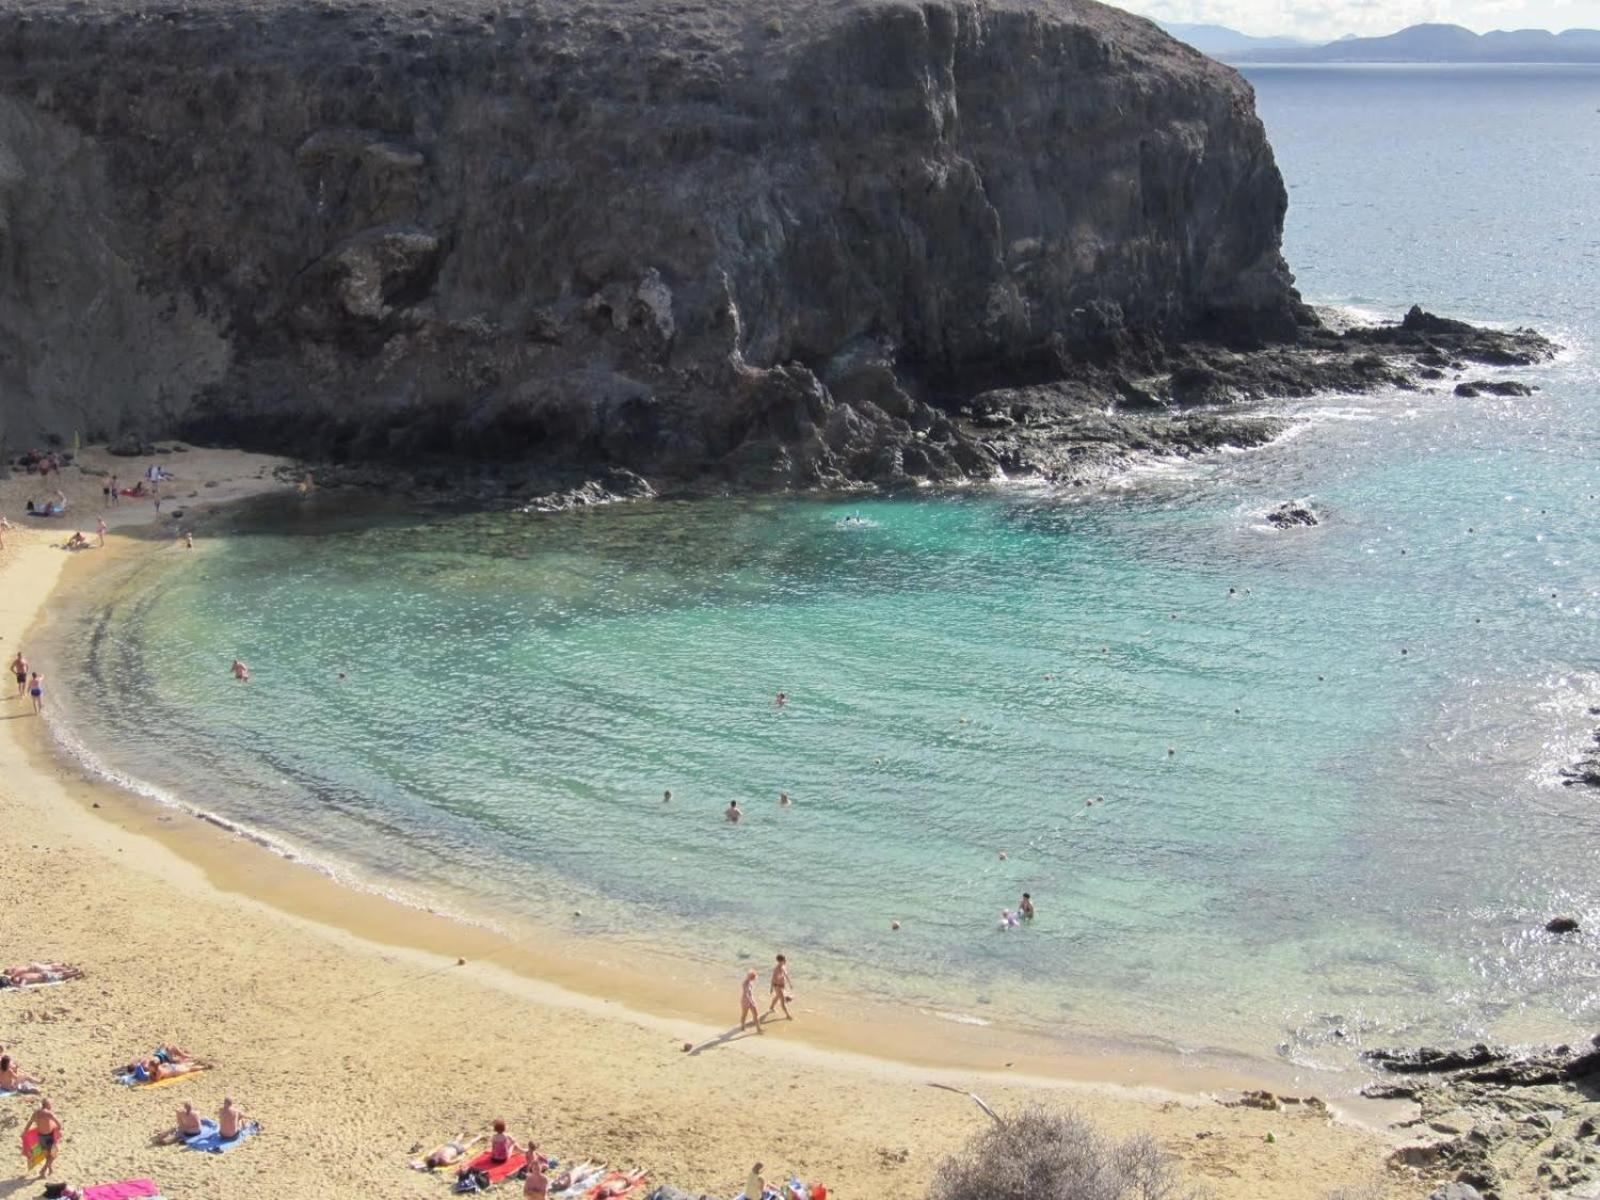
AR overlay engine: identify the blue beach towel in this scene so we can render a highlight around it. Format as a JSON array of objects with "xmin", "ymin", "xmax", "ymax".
[{"xmin": 184, "ymin": 1121, "xmax": 258, "ymax": 1153}]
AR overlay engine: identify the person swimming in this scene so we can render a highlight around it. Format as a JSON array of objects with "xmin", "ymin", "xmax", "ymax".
[{"xmin": 998, "ymin": 909, "xmax": 1019, "ymax": 931}]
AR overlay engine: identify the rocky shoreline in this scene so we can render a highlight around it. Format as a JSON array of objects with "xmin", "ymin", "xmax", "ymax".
[
  {"xmin": 277, "ymin": 304, "xmax": 1555, "ymax": 510},
  {"xmin": 1365, "ymin": 1036, "xmax": 1600, "ymax": 1198}
]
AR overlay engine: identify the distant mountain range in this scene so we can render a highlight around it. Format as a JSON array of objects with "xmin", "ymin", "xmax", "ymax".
[
  {"xmin": 1155, "ymin": 22, "xmax": 1312, "ymax": 56},
  {"xmin": 1161, "ymin": 21, "xmax": 1600, "ymax": 64}
]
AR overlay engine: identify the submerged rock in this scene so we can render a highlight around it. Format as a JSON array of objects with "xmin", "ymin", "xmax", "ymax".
[
  {"xmin": 1547, "ymin": 916, "xmax": 1581, "ymax": 934},
  {"xmin": 1454, "ymin": 380, "xmax": 1535, "ymax": 398},
  {"xmin": 1265, "ymin": 500, "xmax": 1319, "ymax": 529}
]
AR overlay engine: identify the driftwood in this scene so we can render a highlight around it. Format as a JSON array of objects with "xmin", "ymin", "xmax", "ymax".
[{"xmin": 927, "ymin": 1082, "xmax": 1004, "ymax": 1125}]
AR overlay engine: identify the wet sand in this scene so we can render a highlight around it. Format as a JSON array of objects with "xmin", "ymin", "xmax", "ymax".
[{"xmin": 0, "ymin": 447, "xmax": 1428, "ymax": 1199}]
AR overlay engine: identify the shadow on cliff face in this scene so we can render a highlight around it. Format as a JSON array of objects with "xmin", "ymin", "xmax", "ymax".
[{"xmin": 0, "ymin": 0, "xmax": 1554, "ymax": 492}]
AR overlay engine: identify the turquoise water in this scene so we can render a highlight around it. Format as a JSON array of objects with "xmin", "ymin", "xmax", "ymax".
[{"xmin": 50, "ymin": 66, "xmax": 1600, "ymax": 1071}]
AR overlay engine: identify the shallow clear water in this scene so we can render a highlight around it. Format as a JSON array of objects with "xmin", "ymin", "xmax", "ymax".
[{"xmin": 49, "ymin": 65, "xmax": 1600, "ymax": 1069}]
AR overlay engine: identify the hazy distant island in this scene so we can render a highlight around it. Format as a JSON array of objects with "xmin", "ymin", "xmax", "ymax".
[{"xmin": 1166, "ymin": 20, "xmax": 1600, "ymax": 64}]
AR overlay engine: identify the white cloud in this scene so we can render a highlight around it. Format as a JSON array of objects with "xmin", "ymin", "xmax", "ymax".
[{"xmin": 1119, "ymin": 0, "xmax": 1600, "ymax": 39}]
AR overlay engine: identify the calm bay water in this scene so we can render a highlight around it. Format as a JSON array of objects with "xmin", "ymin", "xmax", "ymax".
[{"xmin": 49, "ymin": 66, "xmax": 1600, "ymax": 1071}]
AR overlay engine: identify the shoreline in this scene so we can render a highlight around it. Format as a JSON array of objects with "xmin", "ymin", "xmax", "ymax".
[
  {"xmin": 0, "ymin": 446, "xmax": 1432, "ymax": 1198},
  {"xmin": 28, "ymin": 520, "xmax": 1340, "ymax": 1100}
]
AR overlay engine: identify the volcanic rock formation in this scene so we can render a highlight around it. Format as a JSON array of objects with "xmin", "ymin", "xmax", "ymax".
[{"xmin": 0, "ymin": 0, "xmax": 1556, "ymax": 489}]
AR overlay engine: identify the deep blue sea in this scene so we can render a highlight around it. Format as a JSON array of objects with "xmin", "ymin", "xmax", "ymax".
[{"xmin": 48, "ymin": 65, "xmax": 1600, "ymax": 1073}]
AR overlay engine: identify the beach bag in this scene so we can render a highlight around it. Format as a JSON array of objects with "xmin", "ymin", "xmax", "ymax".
[{"xmin": 455, "ymin": 1168, "xmax": 490, "ymax": 1193}]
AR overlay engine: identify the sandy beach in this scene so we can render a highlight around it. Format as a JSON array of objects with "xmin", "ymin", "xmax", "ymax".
[{"xmin": 0, "ymin": 446, "xmax": 1430, "ymax": 1200}]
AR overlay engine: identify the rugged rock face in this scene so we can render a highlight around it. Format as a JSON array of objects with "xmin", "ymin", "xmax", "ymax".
[
  {"xmin": 0, "ymin": 2, "xmax": 1558, "ymax": 491},
  {"xmin": 0, "ymin": 0, "xmax": 1303, "ymax": 485},
  {"xmin": 1366, "ymin": 1035, "xmax": 1600, "ymax": 1198}
]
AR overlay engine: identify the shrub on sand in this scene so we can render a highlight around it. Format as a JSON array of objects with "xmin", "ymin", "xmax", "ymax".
[{"xmin": 928, "ymin": 1106, "xmax": 1205, "ymax": 1200}]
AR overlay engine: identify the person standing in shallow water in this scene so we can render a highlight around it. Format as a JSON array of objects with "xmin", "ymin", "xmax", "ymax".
[
  {"xmin": 725, "ymin": 800, "xmax": 741, "ymax": 823},
  {"xmin": 1020, "ymin": 893, "xmax": 1035, "ymax": 919},
  {"xmin": 27, "ymin": 673, "xmax": 43, "ymax": 715}
]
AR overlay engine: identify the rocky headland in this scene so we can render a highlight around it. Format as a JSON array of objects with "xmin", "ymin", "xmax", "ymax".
[
  {"xmin": 1365, "ymin": 1036, "xmax": 1600, "ymax": 1199},
  {"xmin": 0, "ymin": 0, "xmax": 1555, "ymax": 497}
]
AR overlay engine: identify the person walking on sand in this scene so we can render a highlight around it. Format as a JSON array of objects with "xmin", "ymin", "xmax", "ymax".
[
  {"xmin": 740, "ymin": 968, "xmax": 763, "ymax": 1034},
  {"xmin": 766, "ymin": 954, "xmax": 793, "ymax": 1021},
  {"xmin": 28, "ymin": 673, "xmax": 43, "ymax": 715},
  {"xmin": 110, "ymin": 476, "xmax": 120, "ymax": 507},
  {"xmin": 26, "ymin": 1098, "xmax": 62, "ymax": 1177},
  {"xmin": 10, "ymin": 651, "xmax": 27, "ymax": 698},
  {"xmin": 97, "ymin": 517, "xmax": 107, "ymax": 548}
]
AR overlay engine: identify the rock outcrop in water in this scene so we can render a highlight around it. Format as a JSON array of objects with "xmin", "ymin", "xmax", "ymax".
[{"xmin": 0, "ymin": 1, "xmax": 1558, "ymax": 491}]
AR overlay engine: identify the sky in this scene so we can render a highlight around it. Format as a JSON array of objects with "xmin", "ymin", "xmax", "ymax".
[{"xmin": 1119, "ymin": 0, "xmax": 1600, "ymax": 40}]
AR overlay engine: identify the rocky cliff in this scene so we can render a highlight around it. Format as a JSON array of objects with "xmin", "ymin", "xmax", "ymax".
[{"xmin": 0, "ymin": 0, "xmax": 1317, "ymax": 485}]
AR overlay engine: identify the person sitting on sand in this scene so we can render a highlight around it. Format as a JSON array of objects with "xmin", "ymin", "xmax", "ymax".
[
  {"xmin": 746, "ymin": 1163, "xmax": 767, "ymax": 1200},
  {"xmin": 0, "ymin": 1055, "xmax": 40, "ymax": 1094},
  {"xmin": 487, "ymin": 1119, "xmax": 520, "ymax": 1164},
  {"xmin": 740, "ymin": 968, "xmax": 763, "ymax": 1035},
  {"xmin": 416, "ymin": 1132, "xmax": 483, "ymax": 1170},
  {"xmin": 155, "ymin": 1100, "xmax": 207, "ymax": 1145},
  {"xmin": 26, "ymin": 1098, "xmax": 62, "ymax": 1178},
  {"xmin": 217, "ymin": 1097, "xmax": 252, "ymax": 1140},
  {"xmin": 65, "ymin": 531, "xmax": 90, "ymax": 550},
  {"xmin": 0, "ymin": 962, "xmax": 80, "ymax": 988}
]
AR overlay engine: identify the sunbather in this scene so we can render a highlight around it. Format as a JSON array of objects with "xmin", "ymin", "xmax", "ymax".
[
  {"xmin": 155, "ymin": 1101, "xmax": 207, "ymax": 1145},
  {"xmin": 487, "ymin": 1119, "xmax": 520, "ymax": 1164},
  {"xmin": 413, "ymin": 1132, "xmax": 483, "ymax": 1170},
  {"xmin": 0, "ymin": 962, "xmax": 82, "ymax": 988},
  {"xmin": 134, "ymin": 1056, "xmax": 207, "ymax": 1084},
  {"xmin": 118, "ymin": 1045, "xmax": 193, "ymax": 1075},
  {"xmin": 217, "ymin": 1097, "xmax": 252, "ymax": 1140},
  {"xmin": 0, "ymin": 1055, "xmax": 40, "ymax": 1094}
]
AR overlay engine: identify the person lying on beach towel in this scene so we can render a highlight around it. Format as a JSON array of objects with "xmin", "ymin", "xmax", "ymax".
[
  {"xmin": 121, "ymin": 1057, "xmax": 208, "ymax": 1086},
  {"xmin": 0, "ymin": 963, "xmax": 84, "ymax": 989},
  {"xmin": 116, "ymin": 1046, "xmax": 193, "ymax": 1077},
  {"xmin": 410, "ymin": 1132, "xmax": 485, "ymax": 1171},
  {"xmin": 0, "ymin": 1054, "xmax": 41, "ymax": 1094},
  {"xmin": 586, "ymin": 1168, "xmax": 648, "ymax": 1199}
]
